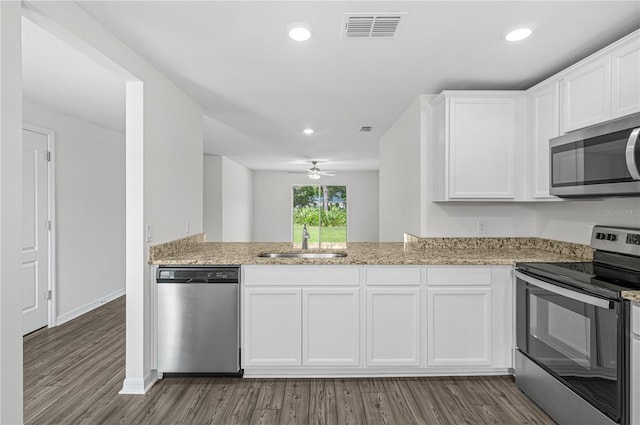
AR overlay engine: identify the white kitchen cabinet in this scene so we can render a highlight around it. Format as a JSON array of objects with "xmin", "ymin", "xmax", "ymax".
[
  {"xmin": 632, "ymin": 303, "xmax": 640, "ymax": 425},
  {"xmin": 302, "ymin": 288, "xmax": 360, "ymax": 366},
  {"xmin": 562, "ymin": 55, "xmax": 611, "ymax": 132},
  {"xmin": 611, "ymin": 33, "xmax": 640, "ymax": 119},
  {"xmin": 562, "ymin": 31, "xmax": 640, "ymax": 132},
  {"xmin": 366, "ymin": 287, "xmax": 421, "ymax": 367},
  {"xmin": 243, "ymin": 288, "xmax": 302, "ymax": 367},
  {"xmin": 528, "ymin": 80, "xmax": 561, "ymax": 199},
  {"xmin": 431, "ymin": 91, "xmax": 527, "ymax": 201},
  {"xmin": 426, "ymin": 266, "xmax": 513, "ymax": 369}
]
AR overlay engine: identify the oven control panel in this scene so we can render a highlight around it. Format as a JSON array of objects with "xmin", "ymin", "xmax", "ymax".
[{"xmin": 592, "ymin": 226, "xmax": 640, "ymax": 256}]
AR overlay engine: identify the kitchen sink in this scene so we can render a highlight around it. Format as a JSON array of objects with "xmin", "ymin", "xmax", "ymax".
[{"xmin": 257, "ymin": 252, "xmax": 347, "ymax": 259}]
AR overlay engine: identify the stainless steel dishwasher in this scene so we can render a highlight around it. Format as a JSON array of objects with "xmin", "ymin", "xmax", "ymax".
[{"xmin": 156, "ymin": 266, "xmax": 242, "ymax": 376}]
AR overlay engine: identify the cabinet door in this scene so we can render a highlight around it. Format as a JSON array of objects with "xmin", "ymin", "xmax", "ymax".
[
  {"xmin": 302, "ymin": 288, "xmax": 360, "ymax": 366},
  {"xmin": 366, "ymin": 288, "xmax": 421, "ymax": 367},
  {"xmin": 530, "ymin": 81, "xmax": 560, "ymax": 199},
  {"xmin": 427, "ymin": 287, "xmax": 492, "ymax": 366},
  {"xmin": 449, "ymin": 97, "xmax": 515, "ymax": 198},
  {"xmin": 611, "ymin": 35, "xmax": 640, "ymax": 119},
  {"xmin": 562, "ymin": 55, "xmax": 611, "ymax": 132},
  {"xmin": 243, "ymin": 288, "xmax": 302, "ymax": 367}
]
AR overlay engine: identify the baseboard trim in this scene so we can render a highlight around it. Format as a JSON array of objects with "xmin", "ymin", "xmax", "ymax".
[
  {"xmin": 243, "ymin": 368, "xmax": 514, "ymax": 378},
  {"xmin": 119, "ymin": 371, "xmax": 158, "ymax": 395},
  {"xmin": 54, "ymin": 288, "xmax": 125, "ymax": 326}
]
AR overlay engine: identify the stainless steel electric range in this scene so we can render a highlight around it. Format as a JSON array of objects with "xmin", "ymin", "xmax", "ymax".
[{"xmin": 515, "ymin": 225, "xmax": 640, "ymax": 425}]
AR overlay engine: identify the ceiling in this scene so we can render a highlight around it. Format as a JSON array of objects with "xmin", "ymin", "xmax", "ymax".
[{"xmin": 22, "ymin": 1, "xmax": 640, "ymax": 172}]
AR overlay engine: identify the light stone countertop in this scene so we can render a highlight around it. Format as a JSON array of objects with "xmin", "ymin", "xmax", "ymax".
[
  {"xmin": 150, "ymin": 241, "xmax": 587, "ymax": 266},
  {"xmin": 148, "ymin": 234, "xmax": 640, "ymax": 302}
]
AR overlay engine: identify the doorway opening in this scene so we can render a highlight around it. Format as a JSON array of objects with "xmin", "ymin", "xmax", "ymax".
[{"xmin": 292, "ymin": 185, "xmax": 347, "ymax": 249}]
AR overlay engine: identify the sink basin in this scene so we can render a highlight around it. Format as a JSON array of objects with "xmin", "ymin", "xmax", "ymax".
[{"xmin": 258, "ymin": 252, "xmax": 347, "ymax": 259}]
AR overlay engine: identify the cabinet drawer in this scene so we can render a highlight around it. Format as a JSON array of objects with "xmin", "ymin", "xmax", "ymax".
[
  {"xmin": 365, "ymin": 267, "xmax": 422, "ymax": 286},
  {"xmin": 427, "ymin": 267, "xmax": 492, "ymax": 286},
  {"xmin": 633, "ymin": 304, "xmax": 640, "ymax": 337},
  {"xmin": 243, "ymin": 265, "xmax": 360, "ymax": 286}
]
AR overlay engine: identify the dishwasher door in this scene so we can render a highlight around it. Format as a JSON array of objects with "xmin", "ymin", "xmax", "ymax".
[{"xmin": 157, "ymin": 267, "xmax": 240, "ymax": 375}]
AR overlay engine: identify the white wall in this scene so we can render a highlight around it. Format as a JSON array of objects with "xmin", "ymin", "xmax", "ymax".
[
  {"xmin": 0, "ymin": 2, "xmax": 24, "ymax": 422},
  {"xmin": 24, "ymin": 1, "xmax": 204, "ymax": 394},
  {"xmin": 379, "ymin": 98, "xmax": 422, "ymax": 241},
  {"xmin": 534, "ymin": 198, "xmax": 640, "ymax": 244},
  {"xmin": 379, "ymin": 95, "xmax": 537, "ymax": 242},
  {"xmin": 253, "ymin": 171, "xmax": 379, "ymax": 242},
  {"xmin": 204, "ymin": 155, "xmax": 253, "ymax": 242},
  {"xmin": 23, "ymin": 101, "xmax": 126, "ymax": 322}
]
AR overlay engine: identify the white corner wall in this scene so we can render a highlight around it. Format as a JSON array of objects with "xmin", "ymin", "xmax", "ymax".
[
  {"xmin": 379, "ymin": 98, "xmax": 422, "ymax": 241},
  {"xmin": 253, "ymin": 171, "xmax": 379, "ymax": 242},
  {"xmin": 0, "ymin": 2, "xmax": 24, "ymax": 423},
  {"xmin": 204, "ymin": 155, "xmax": 253, "ymax": 242},
  {"xmin": 23, "ymin": 1, "xmax": 204, "ymax": 394},
  {"xmin": 23, "ymin": 101, "xmax": 126, "ymax": 323}
]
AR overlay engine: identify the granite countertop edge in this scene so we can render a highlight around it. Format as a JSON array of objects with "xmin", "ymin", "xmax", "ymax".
[{"xmin": 148, "ymin": 234, "xmax": 640, "ymax": 301}]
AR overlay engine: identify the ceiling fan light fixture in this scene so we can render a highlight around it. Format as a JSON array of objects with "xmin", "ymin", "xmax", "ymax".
[
  {"xmin": 308, "ymin": 173, "xmax": 321, "ymax": 180},
  {"xmin": 303, "ymin": 128, "xmax": 314, "ymax": 135}
]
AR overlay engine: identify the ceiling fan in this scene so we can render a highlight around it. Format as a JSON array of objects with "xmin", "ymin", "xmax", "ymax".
[{"xmin": 289, "ymin": 161, "xmax": 337, "ymax": 180}]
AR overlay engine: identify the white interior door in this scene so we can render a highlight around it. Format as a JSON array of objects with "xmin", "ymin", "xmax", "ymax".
[{"xmin": 22, "ymin": 128, "xmax": 50, "ymax": 335}]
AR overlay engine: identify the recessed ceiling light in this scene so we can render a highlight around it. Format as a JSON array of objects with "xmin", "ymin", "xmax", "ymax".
[
  {"xmin": 289, "ymin": 26, "xmax": 311, "ymax": 42},
  {"xmin": 303, "ymin": 128, "xmax": 314, "ymax": 135},
  {"xmin": 505, "ymin": 27, "xmax": 532, "ymax": 42}
]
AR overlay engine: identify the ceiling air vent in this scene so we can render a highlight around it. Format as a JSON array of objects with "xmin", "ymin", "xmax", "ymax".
[
  {"xmin": 343, "ymin": 13, "xmax": 407, "ymax": 39},
  {"xmin": 360, "ymin": 126, "xmax": 373, "ymax": 132}
]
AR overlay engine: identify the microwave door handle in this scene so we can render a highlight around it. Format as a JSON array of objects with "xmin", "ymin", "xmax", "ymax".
[
  {"xmin": 515, "ymin": 271, "xmax": 612, "ymax": 309},
  {"xmin": 626, "ymin": 127, "xmax": 640, "ymax": 180}
]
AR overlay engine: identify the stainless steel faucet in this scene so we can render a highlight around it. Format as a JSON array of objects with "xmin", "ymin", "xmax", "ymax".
[{"xmin": 302, "ymin": 224, "xmax": 310, "ymax": 250}]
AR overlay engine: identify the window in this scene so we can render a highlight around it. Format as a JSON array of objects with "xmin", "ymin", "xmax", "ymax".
[{"xmin": 292, "ymin": 185, "xmax": 347, "ymax": 249}]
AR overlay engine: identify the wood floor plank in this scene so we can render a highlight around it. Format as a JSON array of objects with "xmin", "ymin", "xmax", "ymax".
[
  {"xmin": 383, "ymin": 378, "xmax": 427, "ymax": 425},
  {"xmin": 215, "ymin": 387, "xmax": 260, "ymax": 425},
  {"xmin": 278, "ymin": 379, "xmax": 310, "ymax": 425},
  {"xmin": 255, "ymin": 379, "xmax": 286, "ymax": 409},
  {"xmin": 334, "ymin": 379, "xmax": 366, "ymax": 425},
  {"xmin": 24, "ymin": 296, "xmax": 560, "ymax": 425},
  {"xmin": 249, "ymin": 409, "xmax": 280, "ymax": 425},
  {"xmin": 361, "ymin": 392, "xmax": 397, "ymax": 425},
  {"xmin": 309, "ymin": 379, "xmax": 338, "ymax": 425}
]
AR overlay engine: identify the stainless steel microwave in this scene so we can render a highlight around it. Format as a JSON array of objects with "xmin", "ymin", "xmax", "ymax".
[{"xmin": 550, "ymin": 113, "xmax": 640, "ymax": 198}]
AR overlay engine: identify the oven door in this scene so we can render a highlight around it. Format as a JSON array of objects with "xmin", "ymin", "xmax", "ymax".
[{"xmin": 516, "ymin": 271, "xmax": 624, "ymax": 423}]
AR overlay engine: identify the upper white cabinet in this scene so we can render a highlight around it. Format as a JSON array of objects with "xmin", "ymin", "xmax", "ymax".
[
  {"xmin": 562, "ymin": 55, "xmax": 611, "ymax": 132},
  {"xmin": 611, "ymin": 34, "xmax": 640, "ymax": 119},
  {"xmin": 562, "ymin": 31, "xmax": 640, "ymax": 132},
  {"xmin": 528, "ymin": 80, "xmax": 561, "ymax": 199},
  {"xmin": 431, "ymin": 91, "xmax": 527, "ymax": 201}
]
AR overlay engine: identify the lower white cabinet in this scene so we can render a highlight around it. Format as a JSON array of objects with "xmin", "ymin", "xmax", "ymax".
[
  {"xmin": 243, "ymin": 288, "xmax": 302, "ymax": 367},
  {"xmin": 366, "ymin": 287, "xmax": 421, "ymax": 367},
  {"xmin": 242, "ymin": 265, "xmax": 513, "ymax": 375},
  {"xmin": 426, "ymin": 266, "xmax": 513, "ymax": 369},
  {"xmin": 427, "ymin": 287, "xmax": 492, "ymax": 366},
  {"xmin": 302, "ymin": 288, "xmax": 360, "ymax": 366}
]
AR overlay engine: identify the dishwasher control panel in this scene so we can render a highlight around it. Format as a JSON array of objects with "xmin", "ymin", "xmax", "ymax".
[{"xmin": 157, "ymin": 267, "xmax": 239, "ymax": 283}]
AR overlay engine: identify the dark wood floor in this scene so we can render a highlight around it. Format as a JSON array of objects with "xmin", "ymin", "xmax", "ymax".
[{"xmin": 24, "ymin": 296, "xmax": 556, "ymax": 425}]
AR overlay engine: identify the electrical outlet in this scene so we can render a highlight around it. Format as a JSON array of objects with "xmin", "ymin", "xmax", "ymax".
[
  {"xmin": 477, "ymin": 219, "xmax": 487, "ymax": 235},
  {"xmin": 146, "ymin": 224, "xmax": 153, "ymax": 242}
]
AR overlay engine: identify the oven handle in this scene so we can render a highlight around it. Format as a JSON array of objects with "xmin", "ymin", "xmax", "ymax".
[
  {"xmin": 515, "ymin": 271, "xmax": 612, "ymax": 309},
  {"xmin": 626, "ymin": 127, "xmax": 640, "ymax": 180}
]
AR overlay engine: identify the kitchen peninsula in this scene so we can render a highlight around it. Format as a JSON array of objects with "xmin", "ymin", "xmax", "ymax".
[{"xmin": 150, "ymin": 233, "xmax": 623, "ymax": 378}]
